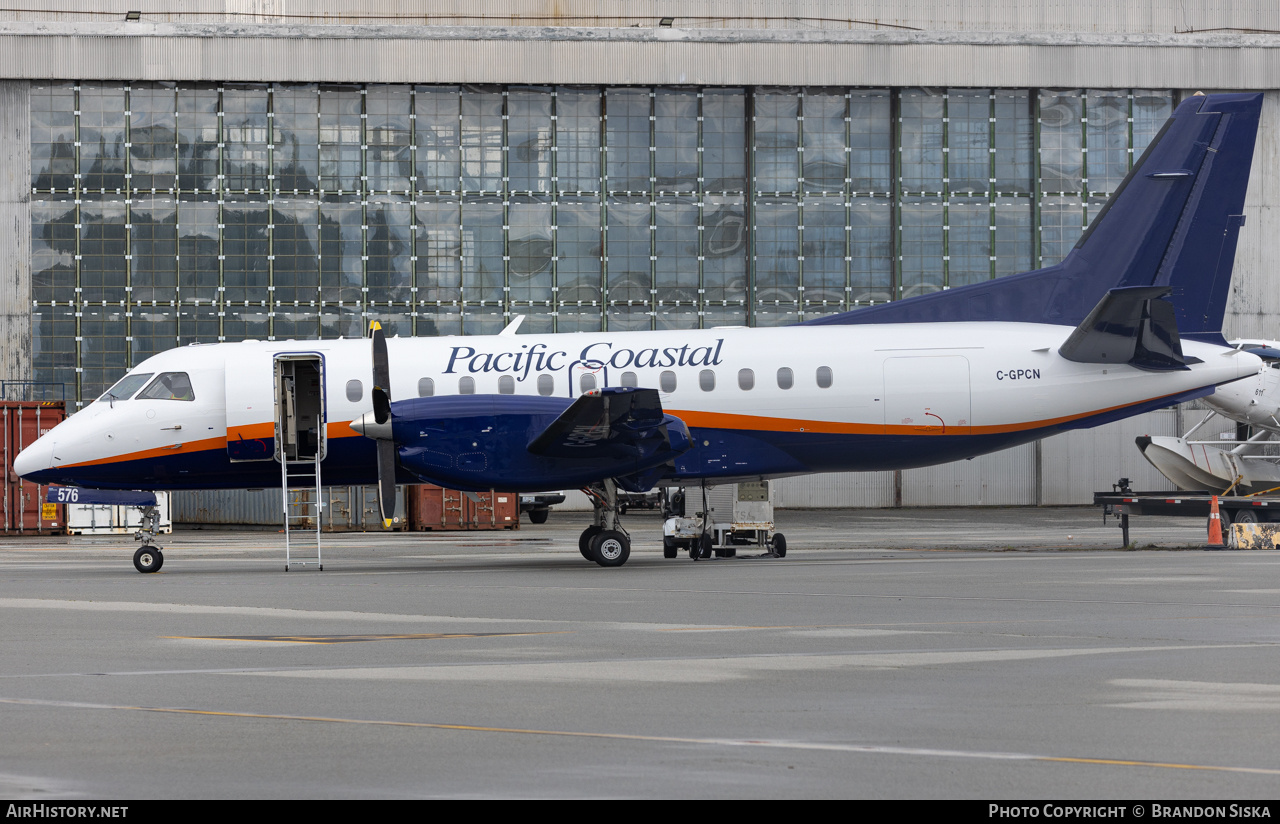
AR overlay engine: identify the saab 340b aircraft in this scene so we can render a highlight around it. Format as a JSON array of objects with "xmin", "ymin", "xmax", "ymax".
[{"xmin": 14, "ymin": 92, "xmax": 1267, "ymax": 570}]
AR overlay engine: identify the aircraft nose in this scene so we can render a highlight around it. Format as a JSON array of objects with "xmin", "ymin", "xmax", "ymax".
[{"xmin": 13, "ymin": 436, "xmax": 54, "ymax": 480}]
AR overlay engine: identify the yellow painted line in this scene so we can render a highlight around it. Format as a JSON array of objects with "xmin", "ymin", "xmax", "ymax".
[
  {"xmin": 163, "ymin": 631, "xmax": 568, "ymax": 644},
  {"xmin": 2, "ymin": 696, "xmax": 1278, "ymax": 777}
]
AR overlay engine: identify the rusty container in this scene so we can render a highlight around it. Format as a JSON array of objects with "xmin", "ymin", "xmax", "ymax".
[
  {"xmin": 407, "ymin": 485, "xmax": 519, "ymax": 531},
  {"xmin": 2, "ymin": 401, "xmax": 67, "ymax": 534}
]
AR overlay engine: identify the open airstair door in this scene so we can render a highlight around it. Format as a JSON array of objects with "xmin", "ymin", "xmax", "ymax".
[{"xmin": 273, "ymin": 354, "xmax": 326, "ymax": 463}]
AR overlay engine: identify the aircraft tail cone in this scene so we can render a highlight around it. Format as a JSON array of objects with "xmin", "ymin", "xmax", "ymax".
[{"xmin": 1207, "ymin": 495, "xmax": 1226, "ymax": 549}]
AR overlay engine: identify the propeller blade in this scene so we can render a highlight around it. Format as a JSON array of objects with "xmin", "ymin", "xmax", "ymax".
[
  {"xmin": 371, "ymin": 321, "xmax": 391, "ymax": 424},
  {"xmin": 376, "ymin": 438, "xmax": 397, "ymax": 527}
]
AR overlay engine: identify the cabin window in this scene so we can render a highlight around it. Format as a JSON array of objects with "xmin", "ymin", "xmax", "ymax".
[
  {"xmin": 737, "ymin": 368, "xmax": 754, "ymax": 390},
  {"xmin": 816, "ymin": 366, "xmax": 833, "ymax": 388},
  {"xmin": 699, "ymin": 369, "xmax": 716, "ymax": 391},
  {"xmin": 580, "ymin": 372, "xmax": 597, "ymax": 393},
  {"xmin": 99, "ymin": 372, "xmax": 155, "ymax": 402},
  {"xmin": 345, "ymin": 379, "xmax": 363, "ymax": 402},
  {"xmin": 138, "ymin": 372, "xmax": 196, "ymax": 402},
  {"xmin": 498, "ymin": 375, "xmax": 515, "ymax": 394},
  {"xmin": 537, "ymin": 374, "xmax": 554, "ymax": 396},
  {"xmin": 459, "ymin": 376, "xmax": 476, "ymax": 395},
  {"xmin": 621, "ymin": 371, "xmax": 638, "ymax": 388},
  {"xmin": 660, "ymin": 371, "xmax": 677, "ymax": 393},
  {"xmin": 777, "ymin": 367, "xmax": 794, "ymax": 390},
  {"xmin": 418, "ymin": 377, "xmax": 435, "ymax": 397}
]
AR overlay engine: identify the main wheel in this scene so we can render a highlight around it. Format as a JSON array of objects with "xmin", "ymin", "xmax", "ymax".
[
  {"xmin": 579, "ymin": 525, "xmax": 603, "ymax": 561},
  {"xmin": 591, "ymin": 530, "xmax": 630, "ymax": 567},
  {"xmin": 663, "ymin": 536, "xmax": 678, "ymax": 559},
  {"xmin": 133, "ymin": 546, "xmax": 164, "ymax": 574},
  {"xmin": 529, "ymin": 508, "xmax": 549, "ymax": 525},
  {"xmin": 771, "ymin": 533, "xmax": 787, "ymax": 558}
]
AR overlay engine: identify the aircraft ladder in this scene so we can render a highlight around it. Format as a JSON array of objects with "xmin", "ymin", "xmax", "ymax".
[{"xmin": 281, "ymin": 453, "xmax": 323, "ymax": 570}]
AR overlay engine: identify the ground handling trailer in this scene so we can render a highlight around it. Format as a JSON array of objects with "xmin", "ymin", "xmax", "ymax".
[{"xmin": 1094, "ymin": 478, "xmax": 1280, "ymax": 548}]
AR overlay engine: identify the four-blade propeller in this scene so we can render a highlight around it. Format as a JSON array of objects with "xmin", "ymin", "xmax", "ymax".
[{"xmin": 349, "ymin": 322, "xmax": 398, "ymax": 527}]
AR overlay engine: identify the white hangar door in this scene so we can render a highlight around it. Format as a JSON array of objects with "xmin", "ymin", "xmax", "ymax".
[{"xmin": 882, "ymin": 356, "xmax": 973, "ymax": 436}]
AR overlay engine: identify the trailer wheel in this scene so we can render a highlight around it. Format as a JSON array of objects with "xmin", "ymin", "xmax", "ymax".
[{"xmin": 1234, "ymin": 509, "xmax": 1259, "ymax": 524}]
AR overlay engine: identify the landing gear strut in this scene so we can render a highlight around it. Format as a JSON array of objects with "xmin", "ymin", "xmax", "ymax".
[
  {"xmin": 579, "ymin": 480, "xmax": 631, "ymax": 567},
  {"xmin": 132, "ymin": 505, "xmax": 164, "ymax": 573}
]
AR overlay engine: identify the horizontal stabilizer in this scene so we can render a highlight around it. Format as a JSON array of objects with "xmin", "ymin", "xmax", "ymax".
[
  {"xmin": 528, "ymin": 387, "xmax": 688, "ymax": 461},
  {"xmin": 1058, "ymin": 286, "xmax": 1190, "ymax": 371}
]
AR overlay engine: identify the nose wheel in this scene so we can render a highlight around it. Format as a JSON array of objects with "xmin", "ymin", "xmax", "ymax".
[{"xmin": 133, "ymin": 546, "xmax": 164, "ymax": 573}]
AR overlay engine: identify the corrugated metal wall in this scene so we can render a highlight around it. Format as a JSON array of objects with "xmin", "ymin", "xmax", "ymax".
[
  {"xmin": 0, "ymin": 2, "xmax": 1276, "ymax": 35},
  {"xmin": 0, "ymin": 82, "xmax": 30, "ymax": 385}
]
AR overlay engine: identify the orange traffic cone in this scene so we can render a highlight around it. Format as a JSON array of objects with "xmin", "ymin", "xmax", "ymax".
[{"xmin": 1207, "ymin": 495, "xmax": 1225, "ymax": 549}]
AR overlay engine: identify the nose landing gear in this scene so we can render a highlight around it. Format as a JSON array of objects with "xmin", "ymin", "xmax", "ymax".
[{"xmin": 132, "ymin": 504, "xmax": 164, "ymax": 573}]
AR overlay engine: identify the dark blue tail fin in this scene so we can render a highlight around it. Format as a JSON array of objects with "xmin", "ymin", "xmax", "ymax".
[{"xmin": 803, "ymin": 92, "xmax": 1262, "ymax": 339}]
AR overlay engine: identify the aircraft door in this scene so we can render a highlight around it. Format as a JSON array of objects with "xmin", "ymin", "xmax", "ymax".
[
  {"xmin": 882, "ymin": 356, "xmax": 972, "ymax": 436},
  {"xmin": 274, "ymin": 355, "xmax": 326, "ymax": 462}
]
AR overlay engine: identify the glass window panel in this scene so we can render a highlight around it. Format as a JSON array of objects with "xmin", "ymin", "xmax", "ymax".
[
  {"xmin": 414, "ymin": 86, "xmax": 460, "ymax": 191},
  {"xmin": 365, "ymin": 310, "xmax": 412, "ymax": 338},
  {"xmin": 176, "ymin": 302, "xmax": 222, "ymax": 345},
  {"xmin": 703, "ymin": 305, "xmax": 747, "ymax": 327},
  {"xmin": 176, "ymin": 197, "xmax": 220, "ymax": 303},
  {"xmin": 537, "ymin": 373, "xmax": 554, "ymax": 396},
  {"xmin": 30, "ymin": 82, "xmax": 77, "ymax": 190},
  {"xmin": 605, "ymin": 198, "xmax": 650, "ymax": 303},
  {"xmin": 607, "ymin": 304, "xmax": 651, "ymax": 332},
  {"xmin": 462, "ymin": 307, "xmax": 505, "ymax": 335},
  {"xmin": 900, "ymin": 197, "xmax": 944, "ymax": 299},
  {"xmin": 508, "ymin": 88, "xmax": 552, "ymax": 193},
  {"xmin": 557, "ymin": 197, "xmax": 602, "ymax": 304},
  {"xmin": 272, "ymin": 84, "xmax": 318, "ymax": 193},
  {"xmin": 319, "ymin": 201, "xmax": 363, "ymax": 303},
  {"xmin": 319, "ymin": 87, "xmax": 363, "ymax": 193},
  {"xmin": 849, "ymin": 198, "xmax": 892, "ymax": 303},
  {"xmin": 79, "ymin": 82, "xmax": 128, "ymax": 192},
  {"xmin": 131, "ymin": 197, "xmax": 178, "ymax": 302},
  {"xmin": 557, "ymin": 306, "xmax": 603, "ymax": 333},
  {"xmin": 508, "ymin": 196, "xmax": 552, "ymax": 303},
  {"xmin": 1039, "ymin": 90, "xmax": 1083, "ymax": 193},
  {"xmin": 776, "ymin": 367, "xmax": 793, "ymax": 389},
  {"xmin": 900, "ymin": 89, "xmax": 944, "ymax": 192},
  {"xmin": 79, "ymin": 198, "xmax": 127, "ymax": 303},
  {"xmin": 366, "ymin": 197, "xmax": 413, "ymax": 303},
  {"xmin": 655, "ymin": 197, "xmax": 698, "ymax": 298},
  {"xmin": 223, "ymin": 86, "xmax": 270, "ymax": 191},
  {"xmin": 994, "ymin": 198, "xmax": 1033, "ymax": 277},
  {"xmin": 660, "ymin": 370, "xmax": 676, "ymax": 392},
  {"xmin": 654, "ymin": 89, "xmax": 698, "ymax": 190},
  {"xmin": 418, "ymin": 377, "xmax": 434, "ymax": 396},
  {"xmin": 738, "ymin": 368, "xmax": 754, "ymax": 390},
  {"xmin": 754, "ymin": 198, "xmax": 798, "ymax": 303},
  {"xmin": 460, "ymin": 198, "xmax": 504, "ymax": 303},
  {"xmin": 415, "ymin": 305, "xmax": 463, "ymax": 337},
  {"xmin": 848, "ymin": 90, "xmax": 891, "ymax": 191},
  {"xmin": 556, "ymin": 88, "xmax": 601, "ymax": 193},
  {"xmin": 223, "ymin": 197, "xmax": 270, "ymax": 303},
  {"xmin": 272, "ymin": 198, "xmax": 320, "ymax": 304},
  {"xmin": 802, "ymin": 91, "xmax": 847, "ymax": 193},
  {"xmin": 947, "ymin": 197, "xmax": 991, "ymax": 288},
  {"xmin": 365, "ymin": 86, "xmax": 411, "ymax": 193},
  {"xmin": 605, "ymin": 89, "xmax": 651, "ymax": 193},
  {"xmin": 460, "ymin": 87, "xmax": 504, "ymax": 191},
  {"xmin": 272, "ymin": 310, "xmax": 319, "ymax": 340},
  {"xmin": 177, "ymin": 85, "xmax": 219, "ymax": 192},
  {"xmin": 699, "ymin": 369, "xmax": 715, "ymax": 391},
  {"xmin": 702, "ymin": 89, "xmax": 745, "ymax": 192},
  {"xmin": 620, "ymin": 371, "xmax": 637, "ymax": 387},
  {"xmin": 1087, "ymin": 90, "xmax": 1129, "ymax": 193},
  {"xmin": 703, "ymin": 195, "xmax": 747, "ymax": 303},
  {"xmin": 79, "ymin": 307, "xmax": 129, "ymax": 400},
  {"xmin": 579, "ymin": 372, "xmax": 596, "ymax": 393},
  {"xmin": 1133, "ymin": 91, "xmax": 1174, "ymax": 155},
  {"xmin": 754, "ymin": 89, "xmax": 799, "ymax": 192},
  {"xmin": 655, "ymin": 305, "xmax": 699, "ymax": 330},
  {"xmin": 129, "ymin": 83, "xmax": 177, "ymax": 192},
  {"xmin": 31, "ymin": 198, "xmax": 77, "ymax": 303},
  {"xmin": 994, "ymin": 90, "xmax": 1033, "ymax": 192},
  {"xmin": 346, "ymin": 379, "xmax": 363, "ymax": 401},
  {"xmin": 816, "ymin": 366, "xmax": 833, "ymax": 388},
  {"xmin": 318, "ymin": 305, "xmax": 362, "ymax": 339},
  {"xmin": 499, "ymin": 375, "xmax": 515, "ymax": 394},
  {"xmin": 1039, "ymin": 196, "xmax": 1085, "ymax": 267},
  {"xmin": 131, "ymin": 310, "xmax": 178, "ymax": 365},
  {"xmin": 416, "ymin": 197, "xmax": 462, "ymax": 302},
  {"xmin": 948, "ymin": 89, "xmax": 991, "ymax": 194},
  {"xmin": 32, "ymin": 304, "xmax": 78, "ymax": 396},
  {"xmin": 801, "ymin": 199, "xmax": 845, "ymax": 300}
]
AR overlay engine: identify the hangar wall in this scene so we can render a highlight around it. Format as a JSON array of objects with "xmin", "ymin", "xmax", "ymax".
[{"xmin": 2, "ymin": 3, "xmax": 1277, "ymax": 509}]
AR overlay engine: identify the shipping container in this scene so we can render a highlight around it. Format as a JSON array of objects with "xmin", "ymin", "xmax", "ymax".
[
  {"xmin": 1, "ymin": 401, "xmax": 66, "ymax": 534},
  {"xmin": 408, "ymin": 485, "xmax": 519, "ymax": 531},
  {"xmin": 170, "ymin": 485, "xmax": 407, "ymax": 531},
  {"xmin": 66, "ymin": 492, "xmax": 173, "ymax": 536}
]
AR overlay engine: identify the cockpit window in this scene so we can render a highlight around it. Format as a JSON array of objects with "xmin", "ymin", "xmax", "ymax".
[
  {"xmin": 98, "ymin": 372, "xmax": 154, "ymax": 403},
  {"xmin": 137, "ymin": 372, "xmax": 196, "ymax": 402}
]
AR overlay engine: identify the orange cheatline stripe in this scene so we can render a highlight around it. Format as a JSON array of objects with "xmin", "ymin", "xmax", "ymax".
[{"xmin": 61, "ymin": 435, "xmax": 229, "ymax": 469}]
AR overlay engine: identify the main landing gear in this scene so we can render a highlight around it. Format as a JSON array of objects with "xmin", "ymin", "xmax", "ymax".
[
  {"xmin": 132, "ymin": 505, "xmax": 164, "ymax": 573},
  {"xmin": 578, "ymin": 480, "xmax": 631, "ymax": 567}
]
